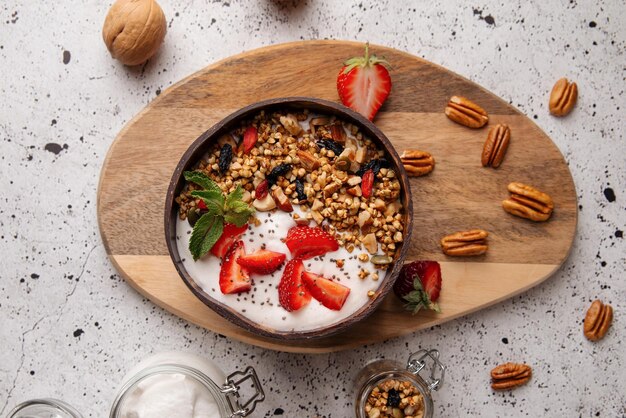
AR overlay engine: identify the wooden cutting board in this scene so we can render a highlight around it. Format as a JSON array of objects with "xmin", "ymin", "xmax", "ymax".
[{"xmin": 97, "ymin": 40, "xmax": 577, "ymax": 353}]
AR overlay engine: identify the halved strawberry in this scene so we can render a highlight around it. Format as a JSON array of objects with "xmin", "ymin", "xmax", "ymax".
[
  {"xmin": 278, "ymin": 258, "xmax": 311, "ymax": 311},
  {"xmin": 237, "ymin": 249, "xmax": 286, "ymax": 275},
  {"xmin": 210, "ymin": 223, "xmax": 248, "ymax": 258},
  {"xmin": 284, "ymin": 226, "xmax": 339, "ymax": 259},
  {"xmin": 393, "ymin": 260, "xmax": 442, "ymax": 314},
  {"xmin": 337, "ymin": 43, "xmax": 392, "ymax": 121},
  {"xmin": 361, "ymin": 169, "xmax": 374, "ymax": 199},
  {"xmin": 301, "ymin": 271, "xmax": 350, "ymax": 310},
  {"xmin": 219, "ymin": 240, "xmax": 251, "ymax": 294},
  {"xmin": 241, "ymin": 126, "xmax": 258, "ymax": 154},
  {"xmin": 197, "ymin": 199, "xmax": 208, "ymax": 210}
]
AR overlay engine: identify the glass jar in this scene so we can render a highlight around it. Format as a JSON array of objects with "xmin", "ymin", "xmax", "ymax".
[
  {"xmin": 7, "ymin": 398, "xmax": 83, "ymax": 418},
  {"xmin": 354, "ymin": 349, "xmax": 445, "ymax": 418},
  {"xmin": 109, "ymin": 352, "xmax": 264, "ymax": 418}
]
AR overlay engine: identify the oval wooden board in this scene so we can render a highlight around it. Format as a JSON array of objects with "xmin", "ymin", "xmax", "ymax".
[{"xmin": 97, "ymin": 40, "xmax": 577, "ymax": 353}]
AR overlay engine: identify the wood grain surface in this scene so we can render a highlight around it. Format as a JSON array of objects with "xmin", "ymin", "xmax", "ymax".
[{"xmin": 97, "ymin": 40, "xmax": 577, "ymax": 353}]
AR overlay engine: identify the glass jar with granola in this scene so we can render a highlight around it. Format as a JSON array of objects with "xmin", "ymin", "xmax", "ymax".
[{"xmin": 354, "ymin": 350, "xmax": 445, "ymax": 418}]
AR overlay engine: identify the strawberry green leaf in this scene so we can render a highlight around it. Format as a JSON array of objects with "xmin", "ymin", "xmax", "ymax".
[
  {"xmin": 184, "ymin": 171, "xmax": 221, "ymax": 193},
  {"xmin": 189, "ymin": 212, "xmax": 224, "ymax": 261}
]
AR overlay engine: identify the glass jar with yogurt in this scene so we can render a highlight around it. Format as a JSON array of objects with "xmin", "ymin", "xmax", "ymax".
[
  {"xmin": 354, "ymin": 349, "xmax": 445, "ymax": 418},
  {"xmin": 7, "ymin": 399, "xmax": 83, "ymax": 418},
  {"xmin": 109, "ymin": 352, "xmax": 264, "ymax": 418}
]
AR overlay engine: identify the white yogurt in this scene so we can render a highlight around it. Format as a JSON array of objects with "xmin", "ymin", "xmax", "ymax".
[
  {"xmin": 113, "ymin": 352, "xmax": 226, "ymax": 418},
  {"xmin": 176, "ymin": 208, "xmax": 385, "ymax": 331}
]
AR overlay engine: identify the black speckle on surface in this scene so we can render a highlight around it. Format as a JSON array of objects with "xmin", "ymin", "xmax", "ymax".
[
  {"xmin": 601, "ymin": 261, "xmax": 607, "ymax": 267},
  {"xmin": 589, "ymin": 21, "xmax": 597, "ymax": 27},
  {"xmin": 484, "ymin": 15, "xmax": 495, "ymax": 25},
  {"xmin": 73, "ymin": 328, "xmax": 84, "ymax": 338},
  {"xmin": 51, "ymin": 119, "xmax": 57, "ymax": 126},
  {"xmin": 44, "ymin": 143, "xmax": 68, "ymax": 155},
  {"xmin": 63, "ymin": 50, "xmax": 71, "ymax": 64},
  {"xmin": 155, "ymin": 88, "xmax": 161, "ymax": 96},
  {"xmin": 30, "ymin": 273, "xmax": 39, "ymax": 279},
  {"xmin": 603, "ymin": 187, "xmax": 615, "ymax": 202},
  {"xmin": 273, "ymin": 408, "xmax": 284, "ymax": 415},
  {"xmin": 502, "ymin": 337, "xmax": 509, "ymax": 344},
  {"xmin": 616, "ymin": 230, "xmax": 623, "ymax": 238},
  {"xmin": 473, "ymin": 8, "xmax": 495, "ymax": 26}
]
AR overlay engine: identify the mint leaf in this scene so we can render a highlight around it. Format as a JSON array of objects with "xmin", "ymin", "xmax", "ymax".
[
  {"xmin": 224, "ymin": 185, "xmax": 244, "ymax": 211},
  {"xmin": 191, "ymin": 190, "xmax": 225, "ymax": 214},
  {"xmin": 225, "ymin": 211, "xmax": 251, "ymax": 227},
  {"xmin": 189, "ymin": 213, "xmax": 224, "ymax": 260},
  {"xmin": 184, "ymin": 171, "xmax": 221, "ymax": 193}
]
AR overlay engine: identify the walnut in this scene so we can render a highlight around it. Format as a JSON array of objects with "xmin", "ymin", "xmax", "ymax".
[{"xmin": 102, "ymin": 0, "xmax": 167, "ymax": 66}]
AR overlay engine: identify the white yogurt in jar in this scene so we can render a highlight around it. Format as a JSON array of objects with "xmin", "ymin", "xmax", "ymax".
[
  {"xmin": 175, "ymin": 208, "xmax": 385, "ymax": 332},
  {"xmin": 112, "ymin": 352, "xmax": 226, "ymax": 418}
]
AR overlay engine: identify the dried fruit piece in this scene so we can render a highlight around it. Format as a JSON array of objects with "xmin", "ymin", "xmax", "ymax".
[
  {"xmin": 254, "ymin": 179, "xmax": 269, "ymax": 200},
  {"xmin": 490, "ymin": 363, "xmax": 532, "ymax": 390},
  {"xmin": 266, "ymin": 163, "xmax": 292, "ymax": 186},
  {"xmin": 502, "ymin": 182, "xmax": 554, "ymax": 222},
  {"xmin": 241, "ymin": 126, "xmax": 258, "ymax": 154},
  {"xmin": 445, "ymin": 96, "xmax": 489, "ymax": 128},
  {"xmin": 481, "ymin": 124, "xmax": 511, "ymax": 168},
  {"xmin": 583, "ymin": 299, "xmax": 613, "ymax": 341},
  {"xmin": 549, "ymin": 78, "xmax": 578, "ymax": 117},
  {"xmin": 218, "ymin": 143, "xmax": 233, "ymax": 174},
  {"xmin": 316, "ymin": 139, "xmax": 344, "ymax": 156},
  {"xmin": 400, "ymin": 150, "xmax": 435, "ymax": 177},
  {"xmin": 294, "ymin": 178, "xmax": 307, "ymax": 202},
  {"xmin": 440, "ymin": 229, "xmax": 488, "ymax": 256},
  {"xmin": 361, "ymin": 169, "xmax": 374, "ymax": 199}
]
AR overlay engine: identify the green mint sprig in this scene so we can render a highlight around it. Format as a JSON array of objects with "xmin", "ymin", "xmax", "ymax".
[{"xmin": 184, "ymin": 171, "xmax": 255, "ymax": 261}]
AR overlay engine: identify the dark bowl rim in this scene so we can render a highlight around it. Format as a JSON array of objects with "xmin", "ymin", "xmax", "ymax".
[{"xmin": 164, "ymin": 96, "xmax": 414, "ymax": 340}]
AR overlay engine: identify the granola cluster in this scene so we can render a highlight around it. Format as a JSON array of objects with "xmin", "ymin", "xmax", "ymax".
[
  {"xmin": 365, "ymin": 379, "xmax": 425, "ymax": 418},
  {"xmin": 176, "ymin": 109, "xmax": 405, "ymax": 260}
]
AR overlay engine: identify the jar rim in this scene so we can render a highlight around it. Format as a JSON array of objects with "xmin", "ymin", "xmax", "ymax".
[
  {"xmin": 108, "ymin": 363, "xmax": 230, "ymax": 418},
  {"xmin": 8, "ymin": 398, "xmax": 83, "ymax": 418}
]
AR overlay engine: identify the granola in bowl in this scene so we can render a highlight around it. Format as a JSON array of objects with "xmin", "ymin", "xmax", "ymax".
[{"xmin": 167, "ymin": 98, "xmax": 411, "ymax": 337}]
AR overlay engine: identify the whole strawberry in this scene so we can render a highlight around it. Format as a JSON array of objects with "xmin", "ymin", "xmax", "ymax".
[
  {"xmin": 393, "ymin": 260, "xmax": 442, "ymax": 314},
  {"xmin": 337, "ymin": 43, "xmax": 391, "ymax": 121}
]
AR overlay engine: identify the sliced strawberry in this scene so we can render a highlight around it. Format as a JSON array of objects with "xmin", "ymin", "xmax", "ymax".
[
  {"xmin": 301, "ymin": 271, "xmax": 350, "ymax": 310},
  {"xmin": 210, "ymin": 223, "xmax": 248, "ymax": 258},
  {"xmin": 278, "ymin": 258, "xmax": 311, "ymax": 311},
  {"xmin": 393, "ymin": 260, "xmax": 442, "ymax": 314},
  {"xmin": 255, "ymin": 179, "xmax": 269, "ymax": 200},
  {"xmin": 361, "ymin": 169, "xmax": 374, "ymax": 199},
  {"xmin": 337, "ymin": 43, "xmax": 392, "ymax": 121},
  {"xmin": 237, "ymin": 249, "xmax": 286, "ymax": 275},
  {"xmin": 284, "ymin": 226, "xmax": 339, "ymax": 259},
  {"xmin": 219, "ymin": 240, "xmax": 251, "ymax": 294},
  {"xmin": 241, "ymin": 126, "xmax": 258, "ymax": 154},
  {"xmin": 197, "ymin": 199, "xmax": 207, "ymax": 210}
]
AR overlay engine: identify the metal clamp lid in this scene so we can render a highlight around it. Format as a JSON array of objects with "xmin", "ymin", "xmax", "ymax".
[
  {"xmin": 221, "ymin": 366, "xmax": 265, "ymax": 417},
  {"xmin": 406, "ymin": 349, "xmax": 446, "ymax": 391}
]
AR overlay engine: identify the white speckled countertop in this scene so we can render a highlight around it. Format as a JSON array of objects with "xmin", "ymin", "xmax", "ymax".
[{"xmin": 1, "ymin": 1, "xmax": 624, "ymax": 417}]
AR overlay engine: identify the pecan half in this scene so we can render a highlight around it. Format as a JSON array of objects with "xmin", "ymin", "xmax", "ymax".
[
  {"xmin": 583, "ymin": 300, "xmax": 613, "ymax": 341},
  {"xmin": 482, "ymin": 124, "xmax": 511, "ymax": 168},
  {"xmin": 549, "ymin": 78, "xmax": 578, "ymax": 117},
  {"xmin": 502, "ymin": 182, "xmax": 554, "ymax": 222},
  {"xmin": 491, "ymin": 363, "xmax": 532, "ymax": 390},
  {"xmin": 445, "ymin": 96, "xmax": 489, "ymax": 128},
  {"xmin": 441, "ymin": 229, "xmax": 488, "ymax": 256},
  {"xmin": 400, "ymin": 150, "xmax": 435, "ymax": 177}
]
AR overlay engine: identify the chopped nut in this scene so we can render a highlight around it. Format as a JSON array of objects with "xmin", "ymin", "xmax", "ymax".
[
  {"xmin": 367, "ymin": 290, "xmax": 375, "ymax": 298},
  {"xmin": 362, "ymin": 233, "xmax": 378, "ymax": 254},
  {"xmin": 279, "ymin": 114, "xmax": 303, "ymax": 135},
  {"xmin": 253, "ymin": 193, "xmax": 276, "ymax": 211},
  {"xmin": 358, "ymin": 253, "xmax": 370, "ymax": 262}
]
